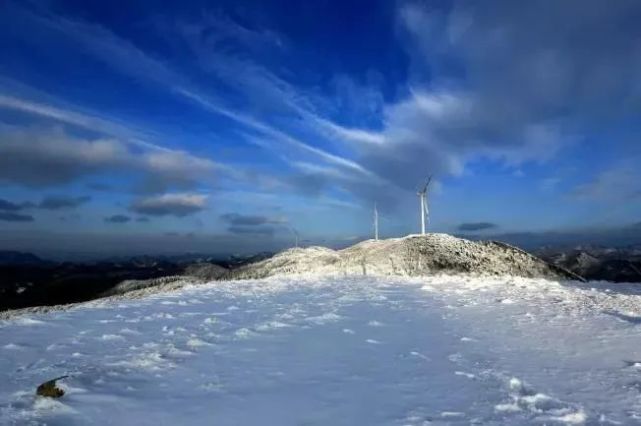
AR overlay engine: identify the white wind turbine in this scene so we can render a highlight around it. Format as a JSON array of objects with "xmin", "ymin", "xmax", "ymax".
[
  {"xmin": 417, "ymin": 176, "xmax": 432, "ymax": 235},
  {"xmin": 373, "ymin": 203, "xmax": 379, "ymax": 241},
  {"xmin": 289, "ymin": 226, "xmax": 299, "ymax": 248}
]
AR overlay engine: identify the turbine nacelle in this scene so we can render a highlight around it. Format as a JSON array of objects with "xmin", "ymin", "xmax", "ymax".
[{"xmin": 417, "ymin": 176, "xmax": 432, "ymax": 195}]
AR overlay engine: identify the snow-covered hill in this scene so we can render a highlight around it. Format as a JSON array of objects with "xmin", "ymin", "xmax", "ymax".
[
  {"xmin": 2, "ymin": 274, "xmax": 641, "ymax": 425},
  {"xmin": 1, "ymin": 234, "xmax": 582, "ymax": 315},
  {"xmin": 225, "ymin": 234, "xmax": 580, "ymax": 281}
]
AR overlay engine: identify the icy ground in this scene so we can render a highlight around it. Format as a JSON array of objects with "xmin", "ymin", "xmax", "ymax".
[{"xmin": 3, "ymin": 276, "xmax": 641, "ymax": 425}]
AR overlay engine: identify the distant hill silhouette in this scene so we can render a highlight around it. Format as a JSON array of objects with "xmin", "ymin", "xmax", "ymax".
[{"xmin": 0, "ymin": 250, "xmax": 47, "ymax": 266}]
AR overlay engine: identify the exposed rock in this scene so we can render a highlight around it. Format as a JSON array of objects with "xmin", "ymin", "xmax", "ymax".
[
  {"xmin": 36, "ymin": 376, "xmax": 68, "ymax": 398},
  {"xmin": 224, "ymin": 234, "xmax": 582, "ymax": 281}
]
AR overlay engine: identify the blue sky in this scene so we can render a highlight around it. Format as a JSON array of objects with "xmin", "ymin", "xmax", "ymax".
[{"xmin": 1, "ymin": 0, "xmax": 641, "ymax": 258}]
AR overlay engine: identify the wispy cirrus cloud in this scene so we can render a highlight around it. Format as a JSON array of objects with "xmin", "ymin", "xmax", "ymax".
[
  {"xmin": 6, "ymin": 4, "xmax": 381, "ymax": 187},
  {"xmin": 176, "ymin": 88, "xmax": 376, "ymax": 179},
  {"xmin": 5, "ymin": 0, "xmax": 641, "ymax": 241},
  {"xmin": 1, "ymin": 4, "xmax": 383, "ymax": 205},
  {"xmin": 0, "ymin": 91, "xmax": 298, "ymax": 196},
  {"xmin": 313, "ymin": 117, "xmax": 385, "ymax": 145},
  {"xmin": 0, "ymin": 92, "xmax": 161, "ymax": 152},
  {"xmin": 0, "ymin": 76, "xmax": 223, "ymax": 193}
]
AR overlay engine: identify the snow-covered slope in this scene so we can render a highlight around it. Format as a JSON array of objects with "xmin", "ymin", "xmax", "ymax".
[
  {"xmin": 2, "ymin": 275, "xmax": 641, "ymax": 425},
  {"xmin": 0, "ymin": 234, "xmax": 576, "ymax": 317},
  {"xmin": 225, "ymin": 234, "xmax": 580, "ymax": 281}
]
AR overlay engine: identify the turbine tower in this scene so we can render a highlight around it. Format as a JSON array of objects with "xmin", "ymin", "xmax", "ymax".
[
  {"xmin": 289, "ymin": 227, "xmax": 299, "ymax": 248},
  {"xmin": 417, "ymin": 176, "xmax": 432, "ymax": 235},
  {"xmin": 374, "ymin": 203, "xmax": 379, "ymax": 241}
]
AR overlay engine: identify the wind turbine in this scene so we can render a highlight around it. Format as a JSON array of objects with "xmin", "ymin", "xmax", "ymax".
[
  {"xmin": 373, "ymin": 203, "xmax": 379, "ymax": 241},
  {"xmin": 417, "ymin": 176, "xmax": 432, "ymax": 235},
  {"xmin": 289, "ymin": 226, "xmax": 299, "ymax": 248}
]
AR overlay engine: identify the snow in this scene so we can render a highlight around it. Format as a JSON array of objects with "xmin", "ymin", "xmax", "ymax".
[
  {"xmin": 227, "ymin": 233, "xmax": 579, "ymax": 281},
  {"xmin": 2, "ymin": 275, "xmax": 641, "ymax": 425}
]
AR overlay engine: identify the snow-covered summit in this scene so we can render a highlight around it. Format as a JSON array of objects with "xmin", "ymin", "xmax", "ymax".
[{"xmin": 224, "ymin": 233, "xmax": 581, "ymax": 281}]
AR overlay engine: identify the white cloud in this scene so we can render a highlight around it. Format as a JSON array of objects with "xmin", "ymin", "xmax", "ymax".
[
  {"xmin": 5, "ymin": 5, "xmax": 393, "ymax": 206},
  {"xmin": 0, "ymin": 125, "xmax": 128, "ymax": 186},
  {"xmin": 313, "ymin": 118, "xmax": 385, "ymax": 145},
  {"xmin": 9, "ymin": 0, "xmax": 641, "ymax": 215},
  {"xmin": 0, "ymin": 125, "xmax": 216, "ymax": 190},
  {"xmin": 573, "ymin": 166, "xmax": 641, "ymax": 201}
]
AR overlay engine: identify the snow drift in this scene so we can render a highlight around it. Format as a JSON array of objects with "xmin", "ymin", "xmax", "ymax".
[{"xmin": 2, "ymin": 274, "xmax": 641, "ymax": 424}]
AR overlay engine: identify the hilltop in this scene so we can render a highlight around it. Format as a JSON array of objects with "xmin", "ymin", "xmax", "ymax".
[
  {"xmin": 0, "ymin": 234, "xmax": 582, "ymax": 315},
  {"xmin": 224, "ymin": 233, "xmax": 581, "ymax": 281}
]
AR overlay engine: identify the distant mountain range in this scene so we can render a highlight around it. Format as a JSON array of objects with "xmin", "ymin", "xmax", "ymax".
[
  {"xmin": 536, "ymin": 245, "xmax": 641, "ymax": 283},
  {"xmin": 0, "ymin": 250, "xmax": 271, "ymax": 312}
]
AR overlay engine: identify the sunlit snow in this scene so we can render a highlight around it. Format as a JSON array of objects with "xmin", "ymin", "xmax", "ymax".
[{"xmin": 2, "ymin": 275, "xmax": 641, "ymax": 425}]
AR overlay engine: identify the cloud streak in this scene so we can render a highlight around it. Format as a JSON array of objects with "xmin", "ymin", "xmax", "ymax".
[
  {"xmin": 227, "ymin": 225, "xmax": 276, "ymax": 236},
  {"xmin": 105, "ymin": 214, "xmax": 131, "ymax": 224},
  {"xmin": 3, "ymin": 0, "xmax": 641, "ymax": 242},
  {"xmin": 0, "ymin": 93, "xmax": 165, "ymax": 153},
  {"xmin": 220, "ymin": 213, "xmax": 286, "ymax": 226},
  {"xmin": 0, "ymin": 199, "xmax": 27, "ymax": 212},
  {"xmin": 38, "ymin": 195, "xmax": 91, "ymax": 210},
  {"xmin": 458, "ymin": 222, "xmax": 498, "ymax": 232},
  {"xmin": 8, "ymin": 5, "xmax": 381, "ymax": 185},
  {"xmin": 0, "ymin": 212, "xmax": 34, "ymax": 222},
  {"xmin": 130, "ymin": 193, "xmax": 208, "ymax": 217}
]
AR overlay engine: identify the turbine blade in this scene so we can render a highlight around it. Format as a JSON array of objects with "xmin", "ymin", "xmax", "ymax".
[{"xmin": 422, "ymin": 175, "xmax": 432, "ymax": 193}]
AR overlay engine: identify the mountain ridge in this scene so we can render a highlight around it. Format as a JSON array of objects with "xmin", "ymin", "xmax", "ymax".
[{"xmin": 224, "ymin": 233, "xmax": 582, "ymax": 281}]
